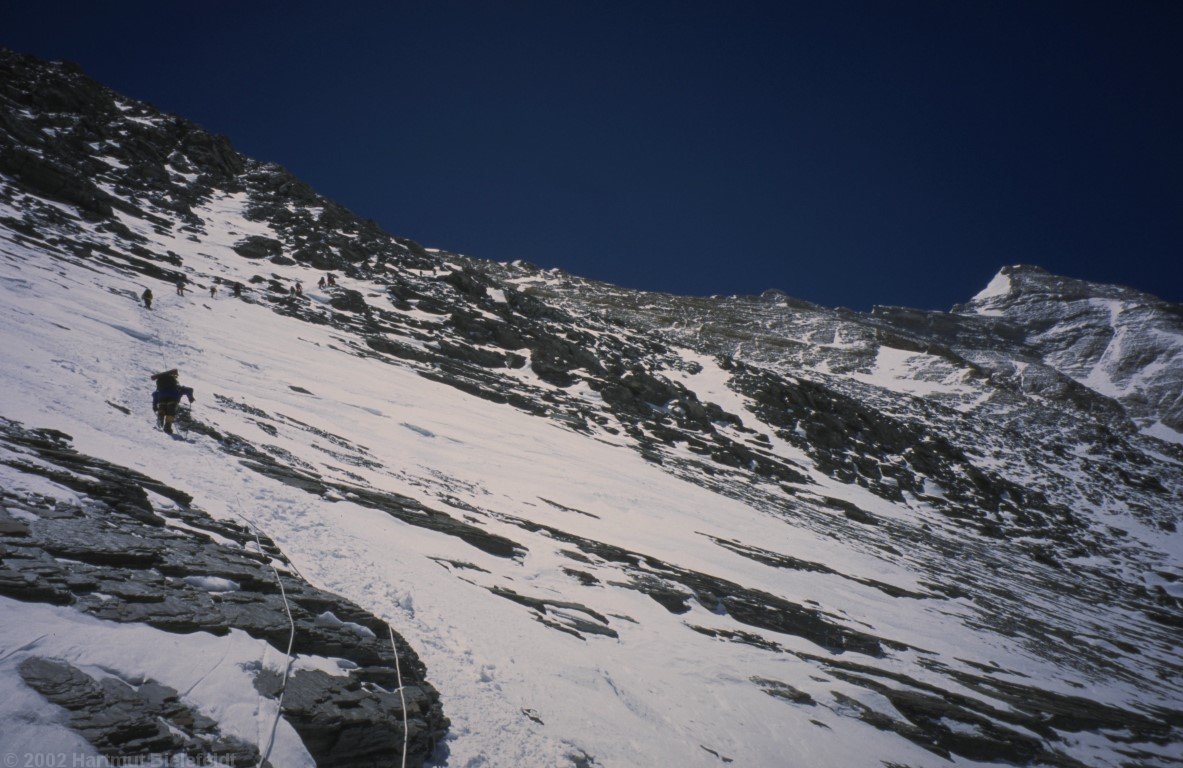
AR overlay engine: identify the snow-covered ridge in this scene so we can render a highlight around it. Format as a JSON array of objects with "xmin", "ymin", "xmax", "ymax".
[
  {"xmin": 1, "ymin": 50, "xmax": 1181, "ymax": 768},
  {"xmin": 968, "ymin": 267, "xmax": 1013, "ymax": 306}
]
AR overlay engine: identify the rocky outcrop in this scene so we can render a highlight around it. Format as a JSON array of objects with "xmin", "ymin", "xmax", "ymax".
[
  {"xmin": 19, "ymin": 657, "xmax": 259, "ymax": 765},
  {"xmin": 0, "ymin": 419, "xmax": 447, "ymax": 766},
  {"xmin": 233, "ymin": 234, "xmax": 283, "ymax": 260},
  {"xmin": 0, "ymin": 145, "xmax": 114, "ymax": 218}
]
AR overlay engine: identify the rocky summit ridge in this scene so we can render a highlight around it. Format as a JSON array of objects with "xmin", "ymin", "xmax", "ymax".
[
  {"xmin": 952, "ymin": 264, "xmax": 1183, "ymax": 436},
  {"xmin": 1, "ymin": 49, "xmax": 1181, "ymax": 768}
]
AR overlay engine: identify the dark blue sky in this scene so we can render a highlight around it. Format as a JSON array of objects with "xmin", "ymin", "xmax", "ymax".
[{"xmin": 5, "ymin": 2, "xmax": 1181, "ymax": 310}]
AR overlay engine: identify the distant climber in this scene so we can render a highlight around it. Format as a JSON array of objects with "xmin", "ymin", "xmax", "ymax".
[
  {"xmin": 150, "ymin": 369, "xmax": 194, "ymax": 434},
  {"xmin": 176, "ymin": 277, "xmax": 186, "ymax": 296},
  {"xmin": 317, "ymin": 276, "xmax": 326, "ymax": 289},
  {"xmin": 326, "ymin": 273, "xmax": 337, "ymax": 286},
  {"xmin": 295, "ymin": 281, "xmax": 303, "ymax": 296},
  {"xmin": 232, "ymin": 282, "xmax": 243, "ymax": 298},
  {"xmin": 141, "ymin": 288, "xmax": 153, "ymax": 309},
  {"xmin": 209, "ymin": 284, "xmax": 216, "ymax": 298}
]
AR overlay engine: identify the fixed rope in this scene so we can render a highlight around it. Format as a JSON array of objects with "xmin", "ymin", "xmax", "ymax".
[
  {"xmin": 388, "ymin": 624, "xmax": 410, "ymax": 768},
  {"xmin": 193, "ymin": 447, "xmax": 297, "ymax": 768},
  {"xmin": 250, "ymin": 522, "xmax": 296, "ymax": 768},
  {"xmin": 189, "ymin": 415, "xmax": 407, "ymax": 767}
]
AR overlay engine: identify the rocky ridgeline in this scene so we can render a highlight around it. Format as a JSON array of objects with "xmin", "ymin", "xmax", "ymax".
[
  {"xmin": 949, "ymin": 263, "xmax": 1183, "ymax": 433},
  {"xmin": 0, "ymin": 418, "xmax": 447, "ymax": 766},
  {"xmin": 2, "ymin": 49, "xmax": 1182, "ymax": 766},
  {"xmin": 492, "ymin": 264, "xmax": 1183, "ymax": 550}
]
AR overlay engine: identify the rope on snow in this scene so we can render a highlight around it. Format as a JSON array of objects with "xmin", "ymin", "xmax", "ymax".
[
  {"xmin": 191, "ymin": 416, "xmax": 406, "ymax": 767},
  {"xmin": 388, "ymin": 624, "xmax": 410, "ymax": 768},
  {"xmin": 196, "ymin": 447, "xmax": 297, "ymax": 768},
  {"xmin": 249, "ymin": 521, "xmax": 296, "ymax": 768}
]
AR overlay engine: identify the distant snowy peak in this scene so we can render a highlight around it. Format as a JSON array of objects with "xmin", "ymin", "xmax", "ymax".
[
  {"xmin": 957, "ymin": 263, "xmax": 1174, "ymax": 314},
  {"xmin": 956, "ymin": 264, "xmax": 1183, "ymax": 436}
]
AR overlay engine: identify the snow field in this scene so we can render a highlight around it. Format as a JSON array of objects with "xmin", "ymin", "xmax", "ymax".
[{"xmin": 1, "ymin": 191, "xmax": 1179, "ymax": 767}]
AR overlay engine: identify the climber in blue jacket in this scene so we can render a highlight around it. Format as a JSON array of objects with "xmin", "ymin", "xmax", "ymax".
[{"xmin": 151, "ymin": 369, "xmax": 194, "ymax": 434}]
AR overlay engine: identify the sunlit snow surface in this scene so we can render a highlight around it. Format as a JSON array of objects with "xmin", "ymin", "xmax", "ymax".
[
  {"xmin": 0, "ymin": 188, "xmax": 1180, "ymax": 768},
  {"xmin": 0, "ymin": 213, "xmax": 916, "ymax": 766},
  {"xmin": 969, "ymin": 270, "xmax": 1012, "ymax": 308}
]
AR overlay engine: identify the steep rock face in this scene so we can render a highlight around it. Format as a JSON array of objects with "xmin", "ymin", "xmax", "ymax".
[{"xmin": 1, "ymin": 49, "xmax": 1181, "ymax": 768}]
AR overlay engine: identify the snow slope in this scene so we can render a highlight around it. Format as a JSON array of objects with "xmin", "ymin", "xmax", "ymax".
[
  {"xmin": 0, "ymin": 199, "xmax": 950, "ymax": 767},
  {"xmin": 1, "ymin": 52, "xmax": 1181, "ymax": 768}
]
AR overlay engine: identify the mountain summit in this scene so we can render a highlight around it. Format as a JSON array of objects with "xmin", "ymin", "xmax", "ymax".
[
  {"xmin": 1, "ymin": 50, "xmax": 1181, "ymax": 768},
  {"xmin": 954, "ymin": 264, "xmax": 1183, "ymax": 436}
]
